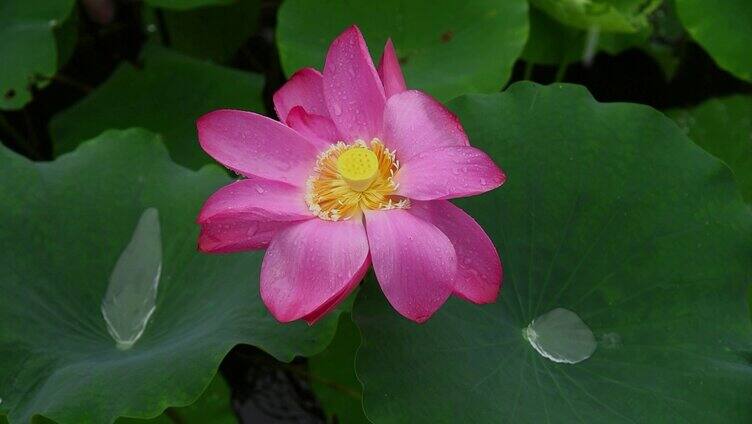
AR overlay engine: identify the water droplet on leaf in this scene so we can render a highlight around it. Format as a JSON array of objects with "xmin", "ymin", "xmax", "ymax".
[
  {"xmin": 523, "ymin": 307, "xmax": 596, "ymax": 364},
  {"xmin": 101, "ymin": 208, "xmax": 162, "ymax": 351}
]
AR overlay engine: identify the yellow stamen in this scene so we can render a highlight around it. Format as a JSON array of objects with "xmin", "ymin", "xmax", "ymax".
[
  {"xmin": 337, "ymin": 147, "xmax": 379, "ymax": 191},
  {"xmin": 305, "ymin": 139, "xmax": 409, "ymax": 221}
]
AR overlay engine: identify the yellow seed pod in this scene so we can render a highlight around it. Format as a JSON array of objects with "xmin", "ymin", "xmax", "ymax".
[{"xmin": 337, "ymin": 147, "xmax": 379, "ymax": 191}]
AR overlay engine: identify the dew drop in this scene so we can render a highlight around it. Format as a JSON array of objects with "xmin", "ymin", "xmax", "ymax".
[
  {"xmin": 333, "ymin": 104, "xmax": 343, "ymax": 116},
  {"xmin": 101, "ymin": 208, "xmax": 162, "ymax": 351},
  {"xmin": 255, "ymin": 185, "xmax": 265, "ymax": 194},
  {"xmin": 523, "ymin": 308, "xmax": 596, "ymax": 364}
]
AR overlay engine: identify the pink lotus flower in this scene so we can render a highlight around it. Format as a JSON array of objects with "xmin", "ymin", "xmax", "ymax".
[{"xmin": 196, "ymin": 26, "xmax": 505, "ymax": 324}]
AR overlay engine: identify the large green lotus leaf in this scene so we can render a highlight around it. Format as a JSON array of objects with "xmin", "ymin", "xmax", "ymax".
[
  {"xmin": 531, "ymin": 0, "xmax": 661, "ymax": 33},
  {"xmin": 675, "ymin": 0, "xmax": 752, "ymax": 83},
  {"xmin": 117, "ymin": 374, "xmax": 235, "ymax": 424},
  {"xmin": 0, "ymin": 129, "xmax": 338, "ymax": 424},
  {"xmin": 669, "ymin": 96, "xmax": 752, "ymax": 205},
  {"xmin": 50, "ymin": 44, "xmax": 264, "ymax": 169},
  {"xmin": 11, "ymin": 374, "xmax": 235, "ymax": 424},
  {"xmin": 0, "ymin": 0, "xmax": 76, "ymax": 110},
  {"xmin": 143, "ymin": 0, "xmax": 260, "ymax": 63},
  {"xmin": 353, "ymin": 82, "xmax": 752, "ymax": 423},
  {"xmin": 276, "ymin": 0, "xmax": 529, "ymax": 102},
  {"xmin": 668, "ymin": 96, "xmax": 752, "ymax": 319},
  {"xmin": 308, "ymin": 314, "xmax": 368, "ymax": 424}
]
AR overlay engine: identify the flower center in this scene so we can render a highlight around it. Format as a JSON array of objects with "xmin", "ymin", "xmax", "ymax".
[
  {"xmin": 336, "ymin": 147, "xmax": 379, "ymax": 191},
  {"xmin": 305, "ymin": 139, "xmax": 409, "ymax": 221}
]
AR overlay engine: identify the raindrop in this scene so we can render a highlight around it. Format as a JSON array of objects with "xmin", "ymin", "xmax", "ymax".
[
  {"xmin": 255, "ymin": 185, "xmax": 265, "ymax": 194},
  {"xmin": 101, "ymin": 208, "xmax": 162, "ymax": 351},
  {"xmin": 333, "ymin": 104, "xmax": 343, "ymax": 116},
  {"xmin": 523, "ymin": 308, "xmax": 596, "ymax": 364}
]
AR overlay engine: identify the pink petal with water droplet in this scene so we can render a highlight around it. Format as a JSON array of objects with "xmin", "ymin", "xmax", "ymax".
[
  {"xmin": 198, "ymin": 219, "xmax": 294, "ymax": 253},
  {"xmin": 197, "ymin": 109, "xmax": 319, "ymax": 186},
  {"xmin": 409, "ymin": 201, "xmax": 501, "ymax": 303},
  {"xmin": 286, "ymin": 106, "xmax": 341, "ymax": 149},
  {"xmin": 273, "ymin": 68, "xmax": 328, "ymax": 122},
  {"xmin": 302, "ymin": 255, "xmax": 371, "ymax": 325},
  {"xmin": 323, "ymin": 25, "xmax": 386, "ymax": 142},
  {"xmin": 377, "ymin": 38, "xmax": 407, "ymax": 98},
  {"xmin": 261, "ymin": 218, "xmax": 370, "ymax": 323},
  {"xmin": 383, "ymin": 90, "xmax": 469, "ymax": 161},
  {"xmin": 364, "ymin": 209, "xmax": 455, "ymax": 323},
  {"xmin": 395, "ymin": 145, "xmax": 505, "ymax": 201},
  {"xmin": 197, "ymin": 178, "xmax": 312, "ymax": 224}
]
